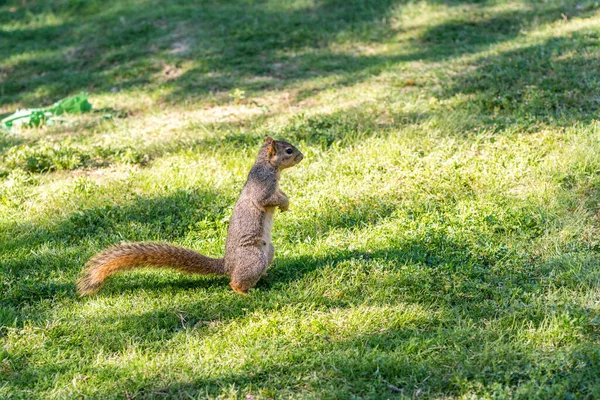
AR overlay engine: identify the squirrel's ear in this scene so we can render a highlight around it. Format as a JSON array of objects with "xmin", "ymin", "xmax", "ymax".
[{"xmin": 265, "ymin": 136, "xmax": 277, "ymax": 157}]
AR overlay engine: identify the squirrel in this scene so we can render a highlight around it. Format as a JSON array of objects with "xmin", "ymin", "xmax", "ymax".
[{"xmin": 77, "ymin": 137, "xmax": 303, "ymax": 295}]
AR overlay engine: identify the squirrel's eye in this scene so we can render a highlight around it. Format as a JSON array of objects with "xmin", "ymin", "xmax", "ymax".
[{"xmin": 285, "ymin": 148, "xmax": 294, "ymax": 154}]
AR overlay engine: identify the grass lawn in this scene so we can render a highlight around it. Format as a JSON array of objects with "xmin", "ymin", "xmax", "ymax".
[{"xmin": 2, "ymin": 0, "xmax": 600, "ymax": 398}]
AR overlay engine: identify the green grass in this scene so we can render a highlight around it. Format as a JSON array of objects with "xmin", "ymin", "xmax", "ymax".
[{"xmin": 2, "ymin": 0, "xmax": 600, "ymax": 398}]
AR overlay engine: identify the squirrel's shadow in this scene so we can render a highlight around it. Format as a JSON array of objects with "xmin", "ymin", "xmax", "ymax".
[{"xmin": 101, "ymin": 272, "xmax": 230, "ymax": 294}]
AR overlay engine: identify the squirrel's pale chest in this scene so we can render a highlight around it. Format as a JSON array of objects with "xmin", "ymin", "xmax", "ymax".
[{"xmin": 262, "ymin": 208, "xmax": 275, "ymax": 245}]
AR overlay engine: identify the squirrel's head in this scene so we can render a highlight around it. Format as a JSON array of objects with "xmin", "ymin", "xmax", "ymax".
[{"xmin": 263, "ymin": 136, "xmax": 304, "ymax": 169}]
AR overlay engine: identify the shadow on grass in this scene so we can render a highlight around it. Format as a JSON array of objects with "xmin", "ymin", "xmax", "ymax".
[
  {"xmin": 108, "ymin": 329, "xmax": 600, "ymax": 399},
  {"xmin": 3, "ymin": 0, "xmax": 594, "ymax": 114},
  {"xmin": 2, "ymin": 0, "xmax": 400, "ymax": 107},
  {"xmin": 7, "ymin": 313, "xmax": 599, "ymax": 398},
  {"xmin": 438, "ymin": 34, "xmax": 600, "ymax": 122}
]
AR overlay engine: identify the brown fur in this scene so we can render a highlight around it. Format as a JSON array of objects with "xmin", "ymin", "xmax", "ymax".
[{"xmin": 77, "ymin": 137, "xmax": 303, "ymax": 296}]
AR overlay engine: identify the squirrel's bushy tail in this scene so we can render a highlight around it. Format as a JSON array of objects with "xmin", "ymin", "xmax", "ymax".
[{"xmin": 77, "ymin": 242, "xmax": 226, "ymax": 296}]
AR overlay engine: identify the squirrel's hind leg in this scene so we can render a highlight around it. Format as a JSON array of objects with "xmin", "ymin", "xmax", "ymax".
[{"xmin": 228, "ymin": 247, "xmax": 268, "ymax": 294}]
